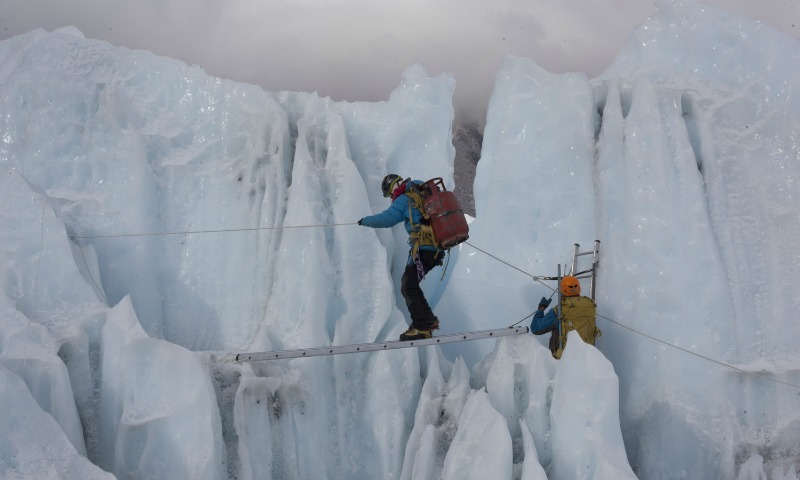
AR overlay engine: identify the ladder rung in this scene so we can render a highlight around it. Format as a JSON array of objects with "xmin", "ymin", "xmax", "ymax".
[{"xmin": 235, "ymin": 326, "xmax": 530, "ymax": 361}]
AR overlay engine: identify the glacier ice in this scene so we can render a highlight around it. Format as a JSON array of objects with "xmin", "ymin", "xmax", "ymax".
[{"xmin": 1, "ymin": 2, "xmax": 800, "ymax": 479}]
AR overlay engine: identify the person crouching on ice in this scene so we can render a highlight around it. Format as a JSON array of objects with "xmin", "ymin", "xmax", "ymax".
[
  {"xmin": 358, "ymin": 174, "xmax": 445, "ymax": 341},
  {"xmin": 530, "ymin": 275, "xmax": 600, "ymax": 359}
]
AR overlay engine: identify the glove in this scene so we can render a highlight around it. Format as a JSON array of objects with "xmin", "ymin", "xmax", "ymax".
[
  {"xmin": 358, "ymin": 218, "xmax": 364, "ymax": 225},
  {"xmin": 538, "ymin": 296, "xmax": 552, "ymax": 309}
]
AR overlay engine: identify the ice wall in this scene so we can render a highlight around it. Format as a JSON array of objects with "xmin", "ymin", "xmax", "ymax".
[
  {"xmin": 2, "ymin": 2, "xmax": 799, "ymax": 478},
  {"xmin": 0, "ymin": 167, "xmax": 105, "ymax": 466},
  {"xmin": 454, "ymin": 2, "xmax": 800, "ymax": 478},
  {"xmin": 435, "ymin": 56, "xmax": 597, "ymax": 367},
  {"xmin": 596, "ymin": 4, "xmax": 800, "ymax": 477},
  {"xmin": 397, "ymin": 334, "xmax": 634, "ymax": 480},
  {"xmin": 0, "ymin": 26, "xmax": 461, "ymax": 480},
  {"xmin": 0, "ymin": 363, "xmax": 114, "ymax": 480}
]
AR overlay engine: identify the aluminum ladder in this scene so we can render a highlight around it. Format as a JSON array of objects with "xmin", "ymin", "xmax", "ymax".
[{"xmin": 235, "ymin": 326, "xmax": 530, "ymax": 362}]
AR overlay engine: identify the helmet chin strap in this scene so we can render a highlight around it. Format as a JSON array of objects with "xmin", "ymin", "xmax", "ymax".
[{"xmin": 386, "ymin": 177, "xmax": 403, "ymax": 197}]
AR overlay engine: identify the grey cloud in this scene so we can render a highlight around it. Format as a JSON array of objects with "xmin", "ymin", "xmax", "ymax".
[{"xmin": 1, "ymin": 0, "xmax": 798, "ymax": 127}]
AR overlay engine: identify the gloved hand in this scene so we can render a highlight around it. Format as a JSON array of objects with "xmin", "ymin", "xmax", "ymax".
[
  {"xmin": 538, "ymin": 296, "xmax": 552, "ymax": 309},
  {"xmin": 358, "ymin": 218, "xmax": 364, "ymax": 225}
]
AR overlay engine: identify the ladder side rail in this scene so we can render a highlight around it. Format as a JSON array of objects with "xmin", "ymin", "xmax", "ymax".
[
  {"xmin": 556, "ymin": 263, "xmax": 563, "ymax": 349},
  {"xmin": 590, "ymin": 240, "xmax": 600, "ymax": 300},
  {"xmin": 236, "ymin": 326, "xmax": 530, "ymax": 362},
  {"xmin": 570, "ymin": 241, "xmax": 601, "ymax": 301},
  {"xmin": 571, "ymin": 244, "xmax": 580, "ymax": 274}
]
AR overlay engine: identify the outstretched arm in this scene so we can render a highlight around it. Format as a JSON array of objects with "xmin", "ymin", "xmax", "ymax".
[
  {"xmin": 360, "ymin": 195, "xmax": 408, "ymax": 228},
  {"xmin": 530, "ymin": 308, "xmax": 557, "ymax": 335}
]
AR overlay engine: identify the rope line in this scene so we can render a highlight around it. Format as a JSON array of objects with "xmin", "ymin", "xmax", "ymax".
[
  {"xmin": 466, "ymin": 235, "xmax": 800, "ymax": 390},
  {"xmin": 509, "ymin": 311, "xmax": 537, "ymax": 328},
  {"xmin": 507, "ymin": 307, "xmax": 800, "ymax": 391},
  {"xmin": 74, "ymin": 242, "xmax": 109, "ymax": 305},
  {"xmin": 461, "ymin": 239, "xmax": 800, "ymax": 391},
  {"xmin": 463, "ymin": 241, "xmax": 533, "ymax": 277},
  {"xmin": 61, "ymin": 222, "xmax": 800, "ymax": 391},
  {"xmin": 597, "ymin": 313, "xmax": 800, "ymax": 391},
  {"xmin": 463, "ymin": 241, "xmax": 556, "ymax": 293},
  {"xmin": 69, "ymin": 222, "xmax": 359, "ymax": 240},
  {"xmin": 23, "ymin": 200, "xmax": 47, "ymax": 372}
]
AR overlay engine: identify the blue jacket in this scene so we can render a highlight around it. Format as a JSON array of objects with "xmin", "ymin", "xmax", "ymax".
[
  {"xmin": 361, "ymin": 180, "xmax": 438, "ymax": 251},
  {"xmin": 530, "ymin": 307, "xmax": 558, "ymax": 335}
]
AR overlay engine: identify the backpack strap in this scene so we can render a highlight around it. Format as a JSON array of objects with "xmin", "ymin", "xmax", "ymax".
[
  {"xmin": 548, "ymin": 300, "xmax": 564, "ymax": 359},
  {"xmin": 405, "ymin": 183, "xmax": 440, "ymax": 256},
  {"xmin": 559, "ymin": 296, "xmax": 600, "ymax": 352}
]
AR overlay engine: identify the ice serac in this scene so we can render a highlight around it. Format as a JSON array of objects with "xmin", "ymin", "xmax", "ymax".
[
  {"xmin": 0, "ymin": 170, "xmax": 108, "ymax": 458},
  {"xmin": 442, "ymin": 390, "xmax": 512, "ymax": 479},
  {"xmin": 0, "ymin": 363, "xmax": 115, "ymax": 480},
  {"xmin": 399, "ymin": 348, "xmax": 448, "ymax": 480},
  {"xmin": 335, "ymin": 64, "xmax": 458, "ymax": 307},
  {"xmin": 436, "ymin": 56, "xmax": 597, "ymax": 367},
  {"xmin": 549, "ymin": 332, "xmax": 636, "ymax": 480},
  {"xmin": 594, "ymin": 72, "xmax": 736, "ymax": 477},
  {"xmin": 599, "ymin": 2, "xmax": 800, "ymax": 358},
  {"xmin": 0, "ymin": 26, "xmax": 455, "ymax": 479},
  {"xmin": 593, "ymin": 2, "xmax": 800, "ymax": 477},
  {"xmin": 231, "ymin": 65, "xmax": 455, "ymax": 479},
  {"xmin": 98, "ymin": 296, "xmax": 224, "ymax": 479},
  {"xmin": 519, "ymin": 419, "xmax": 548, "ymax": 480},
  {"xmin": 471, "ymin": 334, "xmax": 633, "ymax": 479},
  {"xmin": 448, "ymin": 2, "xmax": 800, "ymax": 477},
  {"xmin": 0, "ymin": 26, "xmax": 297, "ymax": 351},
  {"xmin": 395, "ymin": 334, "xmax": 634, "ymax": 479},
  {"xmin": 233, "ymin": 375, "xmax": 274, "ymax": 480}
]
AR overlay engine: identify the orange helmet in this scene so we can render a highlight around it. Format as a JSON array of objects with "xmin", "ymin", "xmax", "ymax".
[{"xmin": 560, "ymin": 275, "xmax": 581, "ymax": 296}]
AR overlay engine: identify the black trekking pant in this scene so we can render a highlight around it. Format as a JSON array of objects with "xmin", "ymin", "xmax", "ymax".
[{"xmin": 401, "ymin": 249, "xmax": 445, "ymax": 329}]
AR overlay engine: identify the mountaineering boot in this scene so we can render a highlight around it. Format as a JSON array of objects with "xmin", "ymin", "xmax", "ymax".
[
  {"xmin": 400, "ymin": 327, "xmax": 432, "ymax": 341},
  {"xmin": 428, "ymin": 317, "xmax": 440, "ymax": 331},
  {"xmin": 416, "ymin": 316, "xmax": 439, "ymax": 331}
]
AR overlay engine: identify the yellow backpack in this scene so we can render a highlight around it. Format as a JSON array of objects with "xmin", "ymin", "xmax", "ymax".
[{"xmin": 551, "ymin": 296, "xmax": 600, "ymax": 359}]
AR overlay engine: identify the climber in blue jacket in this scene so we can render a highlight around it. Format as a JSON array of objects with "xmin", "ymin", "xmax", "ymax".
[{"xmin": 359, "ymin": 174, "xmax": 445, "ymax": 341}]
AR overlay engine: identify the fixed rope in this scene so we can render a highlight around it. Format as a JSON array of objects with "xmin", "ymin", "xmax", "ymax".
[
  {"xmin": 68, "ymin": 222, "xmax": 359, "ymax": 240},
  {"xmin": 462, "ymin": 242, "xmax": 800, "ymax": 391},
  {"xmin": 597, "ymin": 313, "xmax": 800, "ymax": 391},
  {"xmin": 74, "ymin": 242, "xmax": 109, "ymax": 305},
  {"xmin": 463, "ymin": 240, "xmax": 556, "ymax": 292},
  {"xmin": 65, "ymin": 223, "xmax": 800, "ymax": 390},
  {"xmin": 23, "ymin": 200, "xmax": 47, "ymax": 372}
]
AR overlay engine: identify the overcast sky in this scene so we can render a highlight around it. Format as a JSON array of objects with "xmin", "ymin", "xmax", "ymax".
[{"xmin": 1, "ymin": 0, "xmax": 798, "ymax": 125}]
